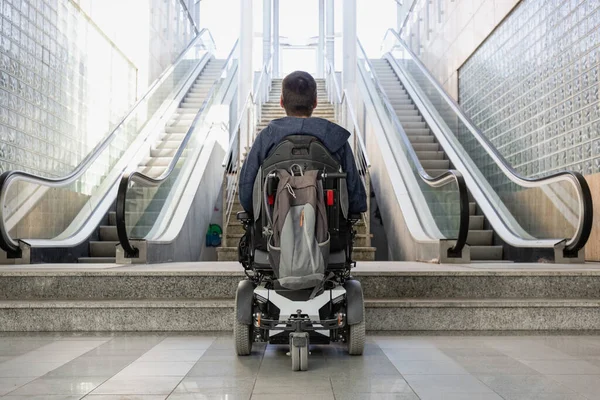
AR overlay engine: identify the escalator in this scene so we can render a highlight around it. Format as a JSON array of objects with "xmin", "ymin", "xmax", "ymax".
[
  {"xmin": 0, "ymin": 30, "xmax": 238, "ymax": 264},
  {"xmin": 354, "ymin": 30, "xmax": 593, "ymax": 263}
]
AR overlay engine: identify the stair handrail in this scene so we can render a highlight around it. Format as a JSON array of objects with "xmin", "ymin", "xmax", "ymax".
[
  {"xmin": 357, "ymin": 39, "xmax": 470, "ymax": 258},
  {"xmin": 382, "ymin": 28, "xmax": 593, "ymax": 257},
  {"xmin": 116, "ymin": 39, "xmax": 240, "ymax": 258},
  {"xmin": 220, "ymin": 54, "xmax": 273, "ymax": 247},
  {"xmin": 0, "ymin": 28, "xmax": 216, "ymax": 257}
]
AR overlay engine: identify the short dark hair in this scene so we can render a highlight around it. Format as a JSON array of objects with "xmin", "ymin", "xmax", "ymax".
[{"xmin": 281, "ymin": 71, "xmax": 317, "ymax": 117}]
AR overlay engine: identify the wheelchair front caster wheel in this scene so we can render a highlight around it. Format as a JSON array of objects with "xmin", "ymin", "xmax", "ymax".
[{"xmin": 291, "ymin": 344, "xmax": 308, "ymax": 371}]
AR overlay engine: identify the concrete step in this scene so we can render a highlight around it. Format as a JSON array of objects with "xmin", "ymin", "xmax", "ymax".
[
  {"xmin": 99, "ymin": 226, "xmax": 118, "ymax": 241},
  {"xmin": 2, "ymin": 298, "xmax": 598, "ymax": 331},
  {"xmin": 17, "ymin": 298, "xmax": 600, "ymax": 330},
  {"xmin": 4, "ymin": 266, "xmax": 600, "ymax": 301},
  {"xmin": 77, "ymin": 257, "xmax": 116, "ymax": 264},
  {"xmin": 470, "ymin": 245, "xmax": 504, "ymax": 261},
  {"xmin": 89, "ymin": 241, "xmax": 118, "ymax": 258},
  {"xmin": 466, "ymin": 230, "xmax": 494, "ymax": 246}
]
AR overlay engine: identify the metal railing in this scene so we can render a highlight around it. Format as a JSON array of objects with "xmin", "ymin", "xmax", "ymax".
[
  {"xmin": 324, "ymin": 60, "xmax": 373, "ymax": 247},
  {"xmin": 221, "ymin": 55, "xmax": 273, "ymax": 247},
  {"xmin": 382, "ymin": 28, "xmax": 593, "ymax": 257},
  {"xmin": 0, "ymin": 29, "xmax": 216, "ymax": 258},
  {"xmin": 358, "ymin": 39, "xmax": 470, "ymax": 258},
  {"xmin": 117, "ymin": 39, "xmax": 239, "ymax": 258}
]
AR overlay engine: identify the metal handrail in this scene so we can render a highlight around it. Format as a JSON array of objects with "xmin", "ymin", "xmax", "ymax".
[
  {"xmin": 178, "ymin": 0, "xmax": 200, "ymax": 34},
  {"xmin": 382, "ymin": 28, "xmax": 593, "ymax": 257},
  {"xmin": 117, "ymin": 40, "xmax": 239, "ymax": 257},
  {"xmin": 0, "ymin": 28, "xmax": 216, "ymax": 257},
  {"xmin": 358, "ymin": 39, "xmax": 469, "ymax": 258}
]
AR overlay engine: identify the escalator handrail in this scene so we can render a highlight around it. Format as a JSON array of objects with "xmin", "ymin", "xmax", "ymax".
[
  {"xmin": 178, "ymin": 0, "xmax": 200, "ymax": 34},
  {"xmin": 116, "ymin": 39, "xmax": 239, "ymax": 258},
  {"xmin": 0, "ymin": 28, "xmax": 216, "ymax": 256},
  {"xmin": 357, "ymin": 39, "xmax": 469, "ymax": 258},
  {"xmin": 222, "ymin": 54, "xmax": 273, "ymax": 167},
  {"xmin": 382, "ymin": 28, "xmax": 593, "ymax": 256},
  {"xmin": 324, "ymin": 60, "xmax": 371, "ymax": 169}
]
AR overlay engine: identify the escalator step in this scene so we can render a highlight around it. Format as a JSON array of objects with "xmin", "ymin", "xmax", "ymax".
[
  {"xmin": 470, "ymin": 245, "xmax": 504, "ymax": 260},
  {"xmin": 466, "ymin": 230, "xmax": 494, "ymax": 246},
  {"xmin": 90, "ymin": 241, "xmax": 118, "ymax": 258},
  {"xmin": 99, "ymin": 226, "xmax": 118, "ymax": 241}
]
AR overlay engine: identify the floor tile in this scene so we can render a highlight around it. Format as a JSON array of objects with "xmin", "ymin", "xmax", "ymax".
[
  {"xmin": 172, "ymin": 377, "xmax": 255, "ymax": 393},
  {"xmin": 187, "ymin": 361, "xmax": 258, "ymax": 377},
  {"xmin": 252, "ymin": 376, "xmax": 332, "ymax": 394},
  {"xmin": 250, "ymin": 395, "xmax": 334, "ymax": 400},
  {"xmin": 332, "ymin": 394, "xmax": 419, "ymax": 400},
  {"xmin": 0, "ymin": 361, "xmax": 64, "ymax": 377},
  {"xmin": 135, "ymin": 350, "xmax": 207, "ymax": 363},
  {"xmin": 157, "ymin": 337, "xmax": 215, "ymax": 350},
  {"xmin": 8, "ymin": 376, "xmax": 107, "ymax": 396},
  {"xmin": 415, "ymin": 393, "xmax": 503, "ymax": 400},
  {"xmin": 382, "ymin": 348, "xmax": 454, "ymax": 361},
  {"xmin": 84, "ymin": 395, "xmax": 168, "ymax": 400},
  {"xmin": 45, "ymin": 356, "xmax": 136, "ymax": 377},
  {"xmin": 168, "ymin": 391, "xmax": 252, "ymax": 399},
  {"xmin": 0, "ymin": 377, "xmax": 36, "ymax": 396},
  {"xmin": 0, "ymin": 341, "xmax": 54, "ymax": 356},
  {"xmin": 91, "ymin": 377, "xmax": 183, "ymax": 395},
  {"xmin": 114, "ymin": 362, "xmax": 195, "ymax": 377},
  {"xmin": 453, "ymin": 355, "xmax": 540, "ymax": 375},
  {"xmin": 520, "ymin": 359, "xmax": 600, "ymax": 375},
  {"xmin": 391, "ymin": 359, "xmax": 468, "ymax": 375},
  {"xmin": 1, "ymin": 396, "xmax": 82, "ymax": 400},
  {"xmin": 544, "ymin": 375, "xmax": 600, "ymax": 399},
  {"xmin": 10, "ymin": 351, "xmax": 89, "ymax": 364},
  {"xmin": 38, "ymin": 340, "xmax": 108, "ymax": 352},
  {"xmin": 403, "ymin": 374, "xmax": 500, "ymax": 394},
  {"xmin": 330, "ymin": 376, "xmax": 416, "ymax": 394},
  {"xmin": 476, "ymin": 374, "xmax": 585, "ymax": 398}
]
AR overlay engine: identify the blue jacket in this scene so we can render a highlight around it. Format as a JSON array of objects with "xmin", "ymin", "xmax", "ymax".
[{"xmin": 239, "ymin": 116, "xmax": 368, "ymax": 214}]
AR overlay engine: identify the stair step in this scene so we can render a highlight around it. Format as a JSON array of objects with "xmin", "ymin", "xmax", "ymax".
[
  {"xmin": 89, "ymin": 241, "xmax": 118, "ymax": 258},
  {"xmin": 151, "ymin": 148, "xmax": 177, "ymax": 157},
  {"xmin": 419, "ymin": 159, "xmax": 450, "ymax": 169},
  {"xmin": 469, "ymin": 215, "xmax": 485, "ymax": 230},
  {"xmin": 411, "ymin": 143, "xmax": 440, "ymax": 151},
  {"xmin": 405, "ymin": 128, "xmax": 431, "ymax": 136},
  {"xmin": 466, "ymin": 230, "xmax": 494, "ymax": 246},
  {"xmin": 99, "ymin": 226, "xmax": 118, "ymax": 241},
  {"xmin": 415, "ymin": 151, "xmax": 445, "ymax": 160},
  {"xmin": 401, "ymin": 121, "xmax": 427, "ymax": 129},
  {"xmin": 165, "ymin": 125, "xmax": 190, "ymax": 134},
  {"xmin": 408, "ymin": 135, "xmax": 435, "ymax": 143},
  {"xmin": 77, "ymin": 257, "xmax": 117, "ymax": 264},
  {"xmin": 470, "ymin": 245, "xmax": 504, "ymax": 260}
]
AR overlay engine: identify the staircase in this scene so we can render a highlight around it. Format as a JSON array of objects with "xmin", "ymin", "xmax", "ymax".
[
  {"xmin": 217, "ymin": 79, "xmax": 376, "ymax": 262},
  {"xmin": 79, "ymin": 59, "xmax": 226, "ymax": 263},
  {"xmin": 370, "ymin": 59, "xmax": 503, "ymax": 261}
]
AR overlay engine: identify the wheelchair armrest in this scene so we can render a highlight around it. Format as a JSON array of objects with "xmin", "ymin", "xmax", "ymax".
[{"xmin": 236, "ymin": 211, "xmax": 252, "ymax": 222}]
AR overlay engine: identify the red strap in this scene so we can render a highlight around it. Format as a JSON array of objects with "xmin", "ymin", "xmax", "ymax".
[
  {"xmin": 326, "ymin": 190, "xmax": 334, "ymax": 206},
  {"xmin": 268, "ymin": 194, "xmax": 274, "ymax": 205}
]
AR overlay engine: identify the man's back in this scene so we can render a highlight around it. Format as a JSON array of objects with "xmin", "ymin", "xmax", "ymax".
[{"xmin": 237, "ymin": 71, "xmax": 367, "ymax": 215}]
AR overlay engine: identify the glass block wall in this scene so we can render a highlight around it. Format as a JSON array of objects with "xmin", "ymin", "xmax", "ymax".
[
  {"xmin": 0, "ymin": 0, "xmax": 138, "ymax": 178},
  {"xmin": 459, "ymin": 0, "xmax": 600, "ymax": 184}
]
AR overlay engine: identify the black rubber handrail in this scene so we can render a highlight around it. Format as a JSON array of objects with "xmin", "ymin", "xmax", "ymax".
[
  {"xmin": 382, "ymin": 29, "xmax": 593, "ymax": 257},
  {"xmin": 358, "ymin": 40, "xmax": 469, "ymax": 259},
  {"xmin": 0, "ymin": 29, "xmax": 216, "ymax": 258},
  {"xmin": 116, "ymin": 40, "xmax": 239, "ymax": 258}
]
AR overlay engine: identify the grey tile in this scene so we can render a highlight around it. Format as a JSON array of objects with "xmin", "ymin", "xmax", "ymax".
[
  {"xmin": 92, "ymin": 377, "xmax": 183, "ymax": 395},
  {"xmin": 540, "ymin": 337, "xmax": 600, "ymax": 358},
  {"xmin": 136, "ymin": 350, "xmax": 207, "ymax": 363},
  {"xmin": 250, "ymin": 395, "xmax": 334, "ymax": 400},
  {"xmin": 39, "ymin": 341, "xmax": 108, "ymax": 352},
  {"xmin": 372, "ymin": 338, "xmax": 438, "ymax": 349},
  {"xmin": 0, "ymin": 341, "xmax": 54, "ymax": 356},
  {"xmin": 173, "ymin": 377, "xmax": 255, "ymax": 393},
  {"xmin": 168, "ymin": 394, "xmax": 251, "ymax": 400},
  {"xmin": 495, "ymin": 393, "xmax": 588, "ymax": 400},
  {"xmin": 1, "ymin": 396, "xmax": 82, "ymax": 400},
  {"xmin": 8, "ymin": 376, "xmax": 107, "ymax": 396},
  {"xmin": 45, "ymin": 356, "xmax": 136, "ymax": 377},
  {"xmin": 544, "ymin": 375, "xmax": 600, "ymax": 399},
  {"xmin": 84, "ymin": 395, "xmax": 167, "ymax": 400},
  {"xmin": 416, "ymin": 393, "xmax": 503, "ymax": 400},
  {"xmin": 114, "ymin": 362, "xmax": 195, "ymax": 377},
  {"xmin": 390, "ymin": 359, "xmax": 469, "ymax": 375},
  {"xmin": 0, "ymin": 356, "xmax": 13, "ymax": 363},
  {"xmin": 484, "ymin": 339, "xmax": 575, "ymax": 360},
  {"xmin": 476, "ymin": 374, "xmax": 584, "ymax": 398},
  {"xmin": 330, "ymin": 376, "xmax": 415, "ymax": 394},
  {"xmin": 333, "ymin": 394, "xmax": 419, "ymax": 400},
  {"xmin": 440, "ymin": 347, "xmax": 507, "ymax": 358},
  {"xmin": 520, "ymin": 359, "xmax": 600, "ymax": 375},
  {"xmin": 158, "ymin": 337, "xmax": 215, "ymax": 350},
  {"xmin": 0, "ymin": 377, "xmax": 36, "ymax": 396},
  {"xmin": 252, "ymin": 376, "xmax": 332, "ymax": 394},
  {"xmin": 382, "ymin": 348, "xmax": 454, "ymax": 361},
  {"xmin": 187, "ymin": 361, "xmax": 258, "ymax": 377},
  {"xmin": 0, "ymin": 362, "xmax": 64, "ymax": 377},
  {"xmin": 403, "ymin": 374, "xmax": 500, "ymax": 394},
  {"xmin": 10, "ymin": 351, "xmax": 89, "ymax": 364},
  {"xmin": 453, "ymin": 355, "xmax": 540, "ymax": 375}
]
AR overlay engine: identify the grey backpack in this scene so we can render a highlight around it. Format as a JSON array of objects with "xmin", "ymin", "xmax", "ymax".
[{"xmin": 266, "ymin": 167, "xmax": 330, "ymax": 290}]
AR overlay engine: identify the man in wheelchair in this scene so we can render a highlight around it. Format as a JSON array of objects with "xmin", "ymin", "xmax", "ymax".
[{"xmin": 233, "ymin": 71, "xmax": 368, "ymax": 370}]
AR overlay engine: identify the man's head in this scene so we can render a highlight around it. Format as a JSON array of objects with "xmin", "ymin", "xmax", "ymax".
[{"xmin": 280, "ymin": 71, "xmax": 317, "ymax": 117}]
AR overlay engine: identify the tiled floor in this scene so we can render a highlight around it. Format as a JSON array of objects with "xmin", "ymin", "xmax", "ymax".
[{"xmin": 1, "ymin": 333, "xmax": 600, "ymax": 399}]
